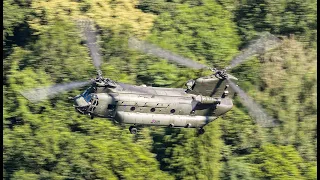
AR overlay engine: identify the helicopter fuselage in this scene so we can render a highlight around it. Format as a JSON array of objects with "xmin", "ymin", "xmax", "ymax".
[{"xmin": 74, "ymin": 74, "xmax": 236, "ymax": 129}]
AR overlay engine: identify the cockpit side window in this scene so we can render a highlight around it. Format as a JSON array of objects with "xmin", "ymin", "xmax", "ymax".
[
  {"xmin": 82, "ymin": 87, "xmax": 94, "ymax": 102},
  {"xmin": 83, "ymin": 87, "xmax": 94, "ymax": 95}
]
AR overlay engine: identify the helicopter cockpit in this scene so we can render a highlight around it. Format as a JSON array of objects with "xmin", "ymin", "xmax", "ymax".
[
  {"xmin": 73, "ymin": 86, "xmax": 96, "ymax": 114},
  {"xmin": 81, "ymin": 86, "xmax": 95, "ymax": 102}
]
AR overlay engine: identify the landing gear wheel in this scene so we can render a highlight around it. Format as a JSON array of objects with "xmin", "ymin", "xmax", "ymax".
[
  {"xmin": 88, "ymin": 113, "xmax": 94, "ymax": 119},
  {"xmin": 198, "ymin": 128, "xmax": 205, "ymax": 135},
  {"xmin": 129, "ymin": 126, "xmax": 137, "ymax": 134}
]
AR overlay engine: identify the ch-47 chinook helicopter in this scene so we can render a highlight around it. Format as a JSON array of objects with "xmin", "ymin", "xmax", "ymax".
[{"xmin": 21, "ymin": 20, "xmax": 281, "ymax": 134}]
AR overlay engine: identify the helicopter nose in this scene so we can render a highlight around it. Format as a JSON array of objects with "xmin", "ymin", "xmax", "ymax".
[
  {"xmin": 74, "ymin": 96, "xmax": 90, "ymax": 106},
  {"xmin": 73, "ymin": 96, "xmax": 90, "ymax": 114}
]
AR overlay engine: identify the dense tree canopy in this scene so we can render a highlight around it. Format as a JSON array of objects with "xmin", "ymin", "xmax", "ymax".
[
  {"xmin": 148, "ymin": 0, "xmax": 241, "ymax": 68},
  {"xmin": 3, "ymin": 0, "xmax": 317, "ymax": 179},
  {"xmin": 234, "ymin": 0, "xmax": 317, "ymax": 47}
]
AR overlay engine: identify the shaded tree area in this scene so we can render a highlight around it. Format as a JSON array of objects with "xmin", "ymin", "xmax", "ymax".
[
  {"xmin": 4, "ymin": 0, "xmax": 317, "ymax": 179},
  {"xmin": 3, "ymin": 0, "xmax": 32, "ymax": 57},
  {"xmin": 233, "ymin": 0, "xmax": 317, "ymax": 48},
  {"xmin": 136, "ymin": 0, "xmax": 317, "ymax": 180},
  {"xmin": 146, "ymin": 0, "xmax": 241, "ymax": 68},
  {"xmin": 152, "ymin": 121, "xmax": 223, "ymax": 180},
  {"xmin": 3, "ymin": 0, "xmax": 172, "ymax": 179}
]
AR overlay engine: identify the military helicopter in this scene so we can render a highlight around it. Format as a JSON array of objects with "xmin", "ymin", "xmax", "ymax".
[{"xmin": 21, "ymin": 20, "xmax": 281, "ymax": 134}]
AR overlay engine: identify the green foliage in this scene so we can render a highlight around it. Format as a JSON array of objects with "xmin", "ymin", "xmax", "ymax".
[
  {"xmin": 235, "ymin": 0, "xmax": 317, "ymax": 47},
  {"xmin": 3, "ymin": 0, "xmax": 317, "ymax": 179},
  {"xmin": 246, "ymin": 144, "xmax": 306, "ymax": 180},
  {"xmin": 148, "ymin": 0, "xmax": 241, "ymax": 68},
  {"xmin": 230, "ymin": 57, "xmax": 262, "ymax": 91},
  {"xmin": 229, "ymin": 38, "xmax": 317, "ymax": 180},
  {"xmin": 11, "ymin": 170, "xmax": 39, "ymax": 180},
  {"xmin": 137, "ymin": 60, "xmax": 180, "ymax": 87},
  {"xmin": 258, "ymin": 39, "xmax": 316, "ymax": 154},
  {"xmin": 25, "ymin": 20, "xmax": 96, "ymax": 82},
  {"xmin": 137, "ymin": 0, "xmax": 176, "ymax": 15},
  {"xmin": 3, "ymin": 0, "xmax": 29, "ymax": 39},
  {"xmin": 4, "ymin": 113, "xmax": 173, "ymax": 179},
  {"xmin": 4, "ymin": 54, "xmax": 172, "ymax": 178},
  {"xmin": 3, "ymin": 1, "xmax": 171, "ymax": 179},
  {"xmin": 152, "ymin": 122, "xmax": 223, "ymax": 180},
  {"xmin": 3, "ymin": 0, "xmax": 33, "ymax": 58},
  {"xmin": 220, "ymin": 156, "xmax": 254, "ymax": 180},
  {"xmin": 221, "ymin": 106, "xmax": 264, "ymax": 154},
  {"xmin": 216, "ymin": 0, "xmax": 241, "ymax": 12}
]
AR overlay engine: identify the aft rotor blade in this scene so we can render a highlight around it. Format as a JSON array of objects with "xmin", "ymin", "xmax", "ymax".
[
  {"xmin": 227, "ymin": 79, "xmax": 277, "ymax": 127},
  {"xmin": 77, "ymin": 20, "xmax": 103, "ymax": 72},
  {"xmin": 128, "ymin": 37, "xmax": 208, "ymax": 70},
  {"xmin": 227, "ymin": 33, "xmax": 281, "ymax": 70},
  {"xmin": 21, "ymin": 81, "xmax": 92, "ymax": 103}
]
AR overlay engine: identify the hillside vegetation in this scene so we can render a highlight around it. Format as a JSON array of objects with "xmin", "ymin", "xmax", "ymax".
[{"xmin": 3, "ymin": 0, "xmax": 317, "ymax": 179}]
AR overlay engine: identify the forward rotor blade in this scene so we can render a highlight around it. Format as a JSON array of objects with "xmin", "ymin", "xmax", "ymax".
[
  {"xmin": 21, "ymin": 81, "xmax": 92, "ymax": 103},
  {"xmin": 128, "ymin": 37, "xmax": 208, "ymax": 70},
  {"xmin": 77, "ymin": 20, "xmax": 102, "ymax": 72},
  {"xmin": 227, "ymin": 33, "xmax": 281, "ymax": 70},
  {"xmin": 118, "ymin": 82, "xmax": 156, "ymax": 95},
  {"xmin": 227, "ymin": 79, "xmax": 277, "ymax": 127}
]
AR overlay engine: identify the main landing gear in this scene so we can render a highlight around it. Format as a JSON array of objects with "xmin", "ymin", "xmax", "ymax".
[
  {"xmin": 129, "ymin": 126, "xmax": 137, "ymax": 134},
  {"xmin": 197, "ymin": 128, "xmax": 205, "ymax": 135}
]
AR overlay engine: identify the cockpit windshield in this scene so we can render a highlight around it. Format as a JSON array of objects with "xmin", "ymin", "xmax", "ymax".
[{"xmin": 81, "ymin": 87, "xmax": 94, "ymax": 102}]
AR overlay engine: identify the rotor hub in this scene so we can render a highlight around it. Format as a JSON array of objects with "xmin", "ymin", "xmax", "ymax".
[
  {"xmin": 93, "ymin": 75, "xmax": 117, "ymax": 87},
  {"xmin": 214, "ymin": 69, "xmax": 228, "ymax": 80}
]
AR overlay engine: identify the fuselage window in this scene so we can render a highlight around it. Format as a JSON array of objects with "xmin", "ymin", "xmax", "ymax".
[
  {"xmin": 150, "ymin": 108, "xmax": 155, "ymax": 112},
  {"xmin": 108, "ymin": 104, "xmax": 116, "ymax": 109},
  {"xmin": 170, "ymin": 109, "xmax": 176, "ymax": 113},
  {"xmin": 130, "ymin": 107, "xmax": 136, "ymax": 111}
]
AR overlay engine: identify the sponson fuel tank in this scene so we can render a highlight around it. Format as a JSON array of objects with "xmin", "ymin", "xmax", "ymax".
[{"xmin": 115, "ymin": 112, "xmax": 218, "ymax": 128}]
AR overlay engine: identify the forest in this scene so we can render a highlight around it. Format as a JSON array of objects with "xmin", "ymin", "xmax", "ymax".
[{"xmin": 3, "ymin": 0, "xmax": 317, "ymax": 179}]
